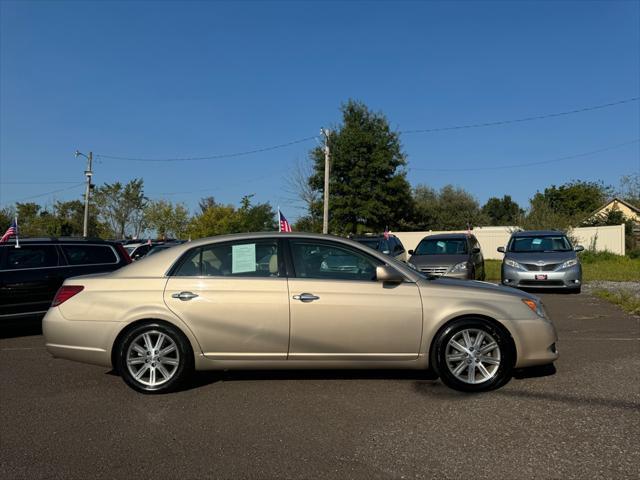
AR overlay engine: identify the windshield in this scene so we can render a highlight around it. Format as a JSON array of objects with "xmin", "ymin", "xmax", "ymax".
[
  {"xmin": 414, "ymin": 238, "xmax": 468, "ymax": 255},
  {"xmin": 508, "ymin": 235, "xmax": 572, "ymax": 252}
]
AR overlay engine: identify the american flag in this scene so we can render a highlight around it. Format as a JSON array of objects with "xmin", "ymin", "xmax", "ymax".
[
  {"xmin": 0, "ymin": 217, "xmax": 18, "ymax": 243},
  {"xmin": 278, "ymin": 210, "xmax": 292, "ymax": 232}
]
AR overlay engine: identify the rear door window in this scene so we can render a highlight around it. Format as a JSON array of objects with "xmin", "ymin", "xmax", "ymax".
[
  {"xmin": 60, "ymin": 245, "xmax": 118, "ymax": 265},
  {"xmin": 4, "ymin": 245, "xmax": 59, "ymax": 270},
  {"xmin": 173, "ymin": 240, "xmax": 280, "ymax": 277}
]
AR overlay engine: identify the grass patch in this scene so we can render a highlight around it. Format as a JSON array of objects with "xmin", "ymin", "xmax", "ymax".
[
  {"xmin": 592, "ymin": 289, "xmax": 640, "ymax": 315},
  {"xmin": 484, "ymin": 253, "xmax": 640, "ymax": 282}
]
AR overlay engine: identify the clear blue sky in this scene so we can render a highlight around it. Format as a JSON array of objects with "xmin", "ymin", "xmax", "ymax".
[{"xmin": 1, "ymin": 0, "xmax": 639, "ymax": 221}]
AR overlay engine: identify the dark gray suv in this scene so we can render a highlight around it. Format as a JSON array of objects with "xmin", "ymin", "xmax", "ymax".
[{"xmin": 407, "ymin": 233, "xmax": 485, "ymax": 280}]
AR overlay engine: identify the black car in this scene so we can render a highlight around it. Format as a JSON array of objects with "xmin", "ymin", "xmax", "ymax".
[
  {"xmin": 351, "ymin": 235, "xmax": 407, "ymax": 262},
  {"xmin": 0, "ymin": 238, "xmax": 131, "ymax": 323}
]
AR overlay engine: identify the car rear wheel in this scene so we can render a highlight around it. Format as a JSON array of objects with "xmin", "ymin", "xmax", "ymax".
[
  {"xmin": 115, "ymin": 322, "xmax": 193, "ymax": 394},
  {"xmin": 432, "ymin": 318, "xmax": 514, "ymax": 392}
]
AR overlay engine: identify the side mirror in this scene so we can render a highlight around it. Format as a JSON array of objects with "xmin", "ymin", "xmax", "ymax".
[
  {"xmin": 497, "ymin": 246, "xmax": 505, "ymax": 253},
  {"xmin": 408, "ymin": 249, "xmax": 414, "ymax": 255},
  {"xmin": 472, "ymin": 247, "xmax": 481, "ymax": 254},
  {"xmin": 574, "ymin": 245, "xmax": 584, "ymax": 252},
  {"xmin": 376, "ymin": 265, "xmax": 404, "ymax": 283}
]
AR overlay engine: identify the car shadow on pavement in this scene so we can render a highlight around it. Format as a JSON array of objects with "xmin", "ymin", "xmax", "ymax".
[
  {"xmin": 0, "ymin": 321, "xmax": 42, "ymax": 339},
  {"xmin": 185, "ymin": 368, "xmax": 440, "ymax": 391}
]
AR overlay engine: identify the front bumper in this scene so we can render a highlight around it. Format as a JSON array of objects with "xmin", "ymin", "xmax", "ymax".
[
  {"xmin": 505, "ymin": 315, "xmax": 559, "ymax": 368},
  {"xmin": 501, "ymin": 264, "xmax": 582, "ymax": 289}
]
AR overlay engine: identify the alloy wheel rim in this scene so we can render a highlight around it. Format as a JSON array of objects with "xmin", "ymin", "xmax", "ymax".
[
  {"xmin": 445, "ymin": 328, "xmax": 501, "ymax": 385},
  {"xmin": 126, "ymin": 330, "xmax": 180, "ymax": 387}
]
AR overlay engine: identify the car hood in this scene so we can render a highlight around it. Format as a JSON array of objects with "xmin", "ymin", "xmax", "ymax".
[
  {"xmin": 409, "ymin": 254, "xmax": 468, "ymax": 267},
  {"xmin": 505, "ymin": 251, "xmax": 576, "ymax": 263},
  {"xmin": 421, "ymin": 276, "xmax": 539, "ymax": 301}
]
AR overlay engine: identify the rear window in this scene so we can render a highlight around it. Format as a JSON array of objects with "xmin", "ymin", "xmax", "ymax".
[
  {"xmin": 61, "ymin": 244, "xmax": 118, "ymax": 265},
  {"xmin": 3, "ymin": 245, "xmax": 59, "ymax": 269}
]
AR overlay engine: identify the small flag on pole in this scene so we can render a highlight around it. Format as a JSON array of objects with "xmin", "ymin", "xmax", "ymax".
[
  {"xmin": 0, "ymin": 217, "xmax": 18, "ymax": 244},
  {"xmin": 278, "ymin": 209, "xmax": 292, "ymax": 233}
]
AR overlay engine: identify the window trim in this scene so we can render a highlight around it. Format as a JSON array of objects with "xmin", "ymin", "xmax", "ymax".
[
  {"xmin": 167, "ymin": 238, "xmax": 285, "ymax": 279},
  {"xmin": 0, "ymin": 243, "xmax": 121, "ymax": 272},
  {"xmin": 286, "ymin": 238, "xmax": 384, "ymax": 282}
]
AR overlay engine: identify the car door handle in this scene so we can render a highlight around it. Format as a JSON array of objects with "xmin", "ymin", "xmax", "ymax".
[
  {"xmin": 293, "ymin": 293, "xmax": 320, "ymax": 302},
  {"xmin": 172, "ymin": 291, "xmax": 199, "ymax": 301}
]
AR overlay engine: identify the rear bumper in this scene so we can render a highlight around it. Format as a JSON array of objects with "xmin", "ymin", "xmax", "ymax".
[
  {"xmin": 501, "ymin": 264, "xmax": 582, "ymax": 289},
  {"xmin": 43, "ymin": 307, "xmax": 123, "ymax": 368}
]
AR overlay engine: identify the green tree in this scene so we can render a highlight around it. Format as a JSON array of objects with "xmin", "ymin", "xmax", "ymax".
[
  {"xmin": 618, "ymin": 173, "xmax": 640, "ymax": 208},
  {"xmin": 533, "ymin": 180, "xmax": 611, "ymax": 218},
  {"xmin": 188, "ymin": 195, "xmax": 276, "ymax": 239},
  {"xmin": 481, "ymin": 195, "xmax": 523, "ymax": 226},
  {"xmin": 54, "ymin": 200, "xmax": 107, "ymax": 237},
  {"xmin": 93, "ymin": 179, "xmax": 147, "ymax": 238},
  {"xmin": 0, "ymin": 206, "xmax": 14, "ymax": 230},
  {"xmin": 308, "ymin": 100, "xmax": 412, "ymax": 234},
  {"xmin": 144, "ymin": 200, "xmax": 190, "ymax": 239},
  {"xmin": 410, "ymin": 184, "xmax": 485, "ymax": 230}
]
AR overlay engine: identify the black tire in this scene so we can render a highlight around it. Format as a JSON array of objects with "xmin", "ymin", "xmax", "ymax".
[
  {"xmin": 569, "ymin": 286, "xmax": 581, "ymax": 294},
  {"xmin": 431, "ymin": 318, "xmax": 514, "ymax": 392},
  {"xmin": 115, "ymin": 321, "xmax": 193, "ymax": 394}
]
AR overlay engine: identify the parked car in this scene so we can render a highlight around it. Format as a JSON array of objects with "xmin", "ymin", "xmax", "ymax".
[
  {"xmin": 352, "ymin": 234, "xmax": 407, "ymax": 262},
  {"xmin": 126, "ymin": 242, "xmax": 157, "ymax": 261},
  {"xmin": 0, "ymin": 238, "xmax": 131, "ymax": 323},
  {"xmin": 499, "ymin": 230, "xmax": 583, "ymax": 293},
  {"xmin": 145, "ymin": 241, "xmax": 185, "ymax": 257},
  {"xmin": 43, "ymin": 232, "xmax": 558, "ymax": 394},
  {"xmin": 407, "ymin": 233, "xmax": 485, "ymax": 280}
]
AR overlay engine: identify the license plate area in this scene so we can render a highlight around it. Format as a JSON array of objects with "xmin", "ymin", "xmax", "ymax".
[{"xmin": 535, "ymin": 274, "xmax": 548, "ymax": 280}]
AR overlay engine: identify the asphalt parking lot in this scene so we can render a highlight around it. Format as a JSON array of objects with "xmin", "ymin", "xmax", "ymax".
[{"xmin": 1, "ymin": 292, "xmax": 639, "ymax": 480}]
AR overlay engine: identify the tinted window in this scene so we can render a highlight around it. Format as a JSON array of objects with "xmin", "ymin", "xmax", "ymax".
[
  {"xmin": 509, "ymin": 235, "xmax": 572, "ymax": 252},
  {"xmin": 61, "ymin": 245, "xmax": 118, "ymax": 265},
  {"xmin": 4, "ymin": 245, "xmax": 59, "ymax": 269},
  {"xmin": 174, "ymin": 241, "xmax": 279, "ymax": 277},
  {"xmin": 356, "ymin": 239, "xmax": 380, "ymax": 250},
  {"xmin": 290, "ymin": 241, "xmax": 381, "ymax": 281},
  {"xmin": 414, "ymin": 238, "xmax": 468, "ymax": 255}
]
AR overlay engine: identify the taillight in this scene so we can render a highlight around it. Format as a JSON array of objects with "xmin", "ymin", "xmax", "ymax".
[
  {"xmin": 115, "ymin": 244, "xmax": 132, "ymax": 264},
  {"xmin": 52, "ymin": 285, "xmax": 84, "ymax": 307}
]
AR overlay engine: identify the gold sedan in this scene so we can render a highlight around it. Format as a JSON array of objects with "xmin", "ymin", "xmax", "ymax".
[{"xmin": 43, "ymin": 232, "xmax": 558, "ymax": 394}]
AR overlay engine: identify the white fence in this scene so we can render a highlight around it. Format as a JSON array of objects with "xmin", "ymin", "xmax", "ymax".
[{"xmin": 392, "ymin": 224, "xmax": 626, "ymax": 260}]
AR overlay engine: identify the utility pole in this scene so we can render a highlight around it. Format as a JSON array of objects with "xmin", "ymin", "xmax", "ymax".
[
  {"xmin": 76, "ymin": 151, "xmax": 93, "ymax": 238},
  {"xmin": 321, "ymin": 128, "xmax": 330, "ymax": 234}
]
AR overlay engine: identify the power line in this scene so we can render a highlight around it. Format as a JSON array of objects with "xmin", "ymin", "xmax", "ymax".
[
  {"xmin": 92, "ymin": 96, "xmax": 639, "ymax": 163},
  {"xmin": 96, "ymin": 136, "xmax": 319, "ymax": 162},
  {"xmin": 400, "ymin": 97, "xmax": 639, "ymax": 134},
  {"xmin": 4, "ymin": 183, "xmax": 86, "ymax": 204},
  {"xmin": 0, "ymin": 181, "xmax": 80, "ymax": 185},
  {"xmin": 410, "ymin": 139, "xmax": 640, "ymax": 172}
]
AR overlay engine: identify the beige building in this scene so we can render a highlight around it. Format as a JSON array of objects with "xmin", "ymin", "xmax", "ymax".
[{"xmin": 588, "ymin": 197, "xmax": 640, "ymax": 223}]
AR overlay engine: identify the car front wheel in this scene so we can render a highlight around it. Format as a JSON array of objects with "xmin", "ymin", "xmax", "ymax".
[
  {"xmin": 432, "ymin": 318, "xmax": 514, "ymax": 392},
  {"xmin": 115, "ymin": 322, "xmax": 193, "ymax": 394}
]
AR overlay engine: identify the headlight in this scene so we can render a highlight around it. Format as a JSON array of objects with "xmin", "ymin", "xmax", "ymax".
[
  {"xmin": 558, "ymin": 259, "xmax": 578, "ymax": 269},
  {"xmin": 449, "ymin": 262, "xmax": 468, "ymax": 273},
  {"xmin": 522, "ymin": 298, "xmax": 547, "ymax": 318},
  {"xmin": 505, "ymin": 258, "xmax": 525, "ymax": 270}
]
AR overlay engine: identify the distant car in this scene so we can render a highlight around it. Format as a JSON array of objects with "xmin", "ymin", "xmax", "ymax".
[
  {"xmin": 0, "ymin": 238, "xmax": 131, "ymax": 323},
  {"xmin": 145, "ymin": 241, "xmax": 185, "ymax": 257},
  {"xmin": 126, "ymin": 243, "xmax": 157, "ymax": 261},
  {"xmin": 352, "ymin": 235, "xmax": 407, "ymax": 262},
  {"xmin": 407, "ymin": 233, "xmax": 485, "ymax": 280},
  {"xmin": 499, "ymin": 230, "xmax": 583, "ymax": 293}
]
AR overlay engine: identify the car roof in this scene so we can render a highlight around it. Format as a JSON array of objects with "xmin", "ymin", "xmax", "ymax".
[
  {"xmin": 418, "ymin": 233, "xmax": 472, "ymax": 241},
  {"xmin": 109, "ymin": 232, "xmax": 423, "ymax": 281},
  {"xmin": 511, "ymin": 230, "xmax": 565, "ymax": 237},
  {"xmin": 0, "ymin": 237, "xmax": 114, "ymax": 244}
]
